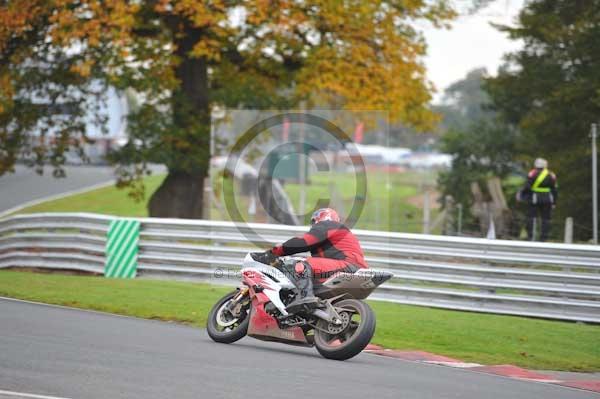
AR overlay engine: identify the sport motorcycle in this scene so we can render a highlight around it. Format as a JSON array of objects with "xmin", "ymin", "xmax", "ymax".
[{"xmin": 207, "ymin": 252, "xmax": 392, "ymax": 360}]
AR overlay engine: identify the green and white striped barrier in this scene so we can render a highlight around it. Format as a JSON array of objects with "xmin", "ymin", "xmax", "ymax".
[{"xmin": 105, "ymin": 219, "xmax": 140, "ymax": 278}]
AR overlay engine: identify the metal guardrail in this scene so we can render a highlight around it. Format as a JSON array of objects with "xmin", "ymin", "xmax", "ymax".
[{"xmin": 0, "ymin": 212, "xmax": 599, "ymax": 323}]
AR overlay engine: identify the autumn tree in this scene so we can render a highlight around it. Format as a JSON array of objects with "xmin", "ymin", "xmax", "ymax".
[
  {"xmin": 436, "ymin": 68, "xmax": 517, "ymax": 234},
  {"xmin": 434, "ymin": 67, "xmax": 494, "ymax": 133},
  {"xmin": 1, "ymin": 0, "xmax": 455, "ymax": 218},
  {"xmin": 487, "ymin": 0, "xmax": 600, "ymax": 240}
]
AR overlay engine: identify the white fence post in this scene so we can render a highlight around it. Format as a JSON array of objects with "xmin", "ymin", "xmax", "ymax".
[{"xmin": 564, "ymin": 217, "xmax": 573, "ymax": 244}]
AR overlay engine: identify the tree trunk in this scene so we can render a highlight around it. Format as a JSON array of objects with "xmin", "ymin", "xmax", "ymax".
[
  {"xmin": 148, "ymin": 23, "xmax": 211, "ymax": 219},
  {"xmin": 148, "ymin": 171, "xmax": 206, "ymax": 218}
]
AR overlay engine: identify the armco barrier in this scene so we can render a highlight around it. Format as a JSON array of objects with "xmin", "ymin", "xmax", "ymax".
[{"xmin": 1, "ymin": 212, "xmax": 599, "ymax": 323}]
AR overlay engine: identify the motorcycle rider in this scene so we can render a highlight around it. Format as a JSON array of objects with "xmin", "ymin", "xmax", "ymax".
[{"xmin": 255, "ymin": 208, "xmax": 368, "ymax": 312}]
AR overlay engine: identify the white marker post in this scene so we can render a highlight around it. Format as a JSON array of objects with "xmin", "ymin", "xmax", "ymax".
[
  {"xmin": 423, "ymin": 191, "xmax": 430, "ymax": 234},
  {"xmin": 592, "ymin": 123, "xmax": 598, "ymax": 244}
]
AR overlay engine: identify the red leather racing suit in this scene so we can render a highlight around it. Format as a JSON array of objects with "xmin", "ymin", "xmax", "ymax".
[{"xmin": 271, "ymin": 220, "xmax": 368, "ymax": 282}]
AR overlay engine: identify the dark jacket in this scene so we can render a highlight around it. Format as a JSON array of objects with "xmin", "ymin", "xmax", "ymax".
[{"xmin": 521, "ymin": 168, "xmax": 558, "ymax": 205}]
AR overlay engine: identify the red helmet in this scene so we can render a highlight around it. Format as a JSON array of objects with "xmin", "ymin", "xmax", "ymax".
[{"xmin": 310, "ymin": 208, "xmax": 340, "ymax": 225}]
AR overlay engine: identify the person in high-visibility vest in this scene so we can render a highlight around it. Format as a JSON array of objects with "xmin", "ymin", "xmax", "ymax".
[{"xmin": 519, "ymin": 158, "xmax": 558, "ymax": 241}]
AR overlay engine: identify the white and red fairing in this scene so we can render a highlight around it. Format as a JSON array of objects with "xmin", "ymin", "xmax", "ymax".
[{"xmin": 240, "ymin": 254, "xmax": 308, "ymax": 344}]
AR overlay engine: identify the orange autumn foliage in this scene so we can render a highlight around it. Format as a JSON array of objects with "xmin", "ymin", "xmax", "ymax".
[{"xmin": 0, "ymin": 0, "xmax": 455, "ymax": 213}]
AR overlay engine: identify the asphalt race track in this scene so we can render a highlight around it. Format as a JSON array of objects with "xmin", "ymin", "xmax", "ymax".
[
  {"xmin": 0, "ymin": 299, "xmax": 597, "ymax": 399},
  {"xmin": 0, "ymin": 164, "xmax": 167, "ymax": 215}
]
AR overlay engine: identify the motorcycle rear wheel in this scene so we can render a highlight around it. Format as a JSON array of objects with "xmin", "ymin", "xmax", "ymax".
[
  {"xmin": 314, "ymin": 299, "xmax": 375, "ymax": 361},
  {"xmin": 207, "ymin": 290, "xmax": 250, "ymax": 344}
]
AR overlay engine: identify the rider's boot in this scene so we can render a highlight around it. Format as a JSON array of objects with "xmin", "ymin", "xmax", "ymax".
[{"xmin": 286, "ymin": 261, "xmax": 320, "ymax": 313}]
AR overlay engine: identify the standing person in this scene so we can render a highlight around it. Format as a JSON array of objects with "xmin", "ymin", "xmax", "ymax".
[{"xmin": 519, "ymin": 158, "xmax": 558, "ymax": 241}]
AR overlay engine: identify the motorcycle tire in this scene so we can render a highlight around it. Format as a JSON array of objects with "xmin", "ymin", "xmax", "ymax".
[
  {"xmin": 314, "ymin": 299, "xmax": 375, "ymax": 361},
  {"xmin": 207, "ymin": 291, "xmax": 250, "ymax": 344}
]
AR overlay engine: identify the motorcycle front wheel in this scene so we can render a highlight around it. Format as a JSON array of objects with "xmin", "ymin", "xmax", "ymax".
[
  {"xmin": 314, "ymin": 299, "xmax": 375, "ymax": 361},
  {"xmin": 206, "ymin": 290, "xmax": 250, "ymax": 344}
]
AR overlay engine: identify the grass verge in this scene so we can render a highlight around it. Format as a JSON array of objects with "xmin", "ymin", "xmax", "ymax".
[
  {"xmin": 283, "ymin": 170, "xmax": 437, "ymax": 233},
  {"xmin": 14, "ymin": 170, "xmax": 436, "ymax": 234},
  {"xmin": 16, "ymin": 174, "xmax": 166, "ymax": 217},
  {"xmin": 1, "ymin": 269, "xmax": 598, "ymax": 372}
]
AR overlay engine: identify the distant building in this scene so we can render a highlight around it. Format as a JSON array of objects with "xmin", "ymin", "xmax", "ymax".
[
  {"xmin": 344, "ymin": 143, "xmax": 451, "ymax": 169},
  {"xmin": 403, "ymin": 153, "xmax": 452, "ymax": 169},
  {"xmin": 346, "ymin": 144, "xmax": 412, "ymax": 166}
]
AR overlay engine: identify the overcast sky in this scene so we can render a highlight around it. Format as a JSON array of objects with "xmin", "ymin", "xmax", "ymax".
[{"xmin": 422, "ymin": 0, "xmax": 526, "ymax": 103}]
